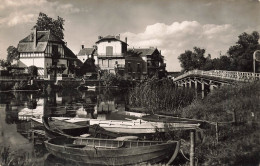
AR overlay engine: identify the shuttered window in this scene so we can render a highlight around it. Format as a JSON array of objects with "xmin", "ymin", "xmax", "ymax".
[{"xmin": 106, "ymin": 46, "xmax": 113, "ymax": 56}]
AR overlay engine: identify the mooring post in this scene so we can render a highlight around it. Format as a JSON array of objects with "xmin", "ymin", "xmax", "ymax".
[
  {"xmin": 216, "ymin": 122, "xmax": 219, "ymax": 143},
  {"xmin": 190, "ymin": 130, "xmax": 195, "ymax": 166}
]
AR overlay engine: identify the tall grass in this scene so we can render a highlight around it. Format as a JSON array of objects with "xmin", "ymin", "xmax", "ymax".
[
  {"xmin": 129, "ymin": 77, "xmax": 195, "ymax": 114},
  {"xmin": 178, "ymin": 81, "xmax": 260, "ymax": 166}
]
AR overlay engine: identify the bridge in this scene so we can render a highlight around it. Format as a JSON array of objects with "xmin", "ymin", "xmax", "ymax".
[{"xmin": 173, "ymin": 70, "xmax": 260, "ymax": 92}]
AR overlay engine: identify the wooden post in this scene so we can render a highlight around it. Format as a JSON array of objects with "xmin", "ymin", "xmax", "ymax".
[
  {"xmin": 190, "ymin": 130, "xmax": 195, "ymax": 166},
  {"xmin": 216, "ymin": 122, "xmax": 219, "ymax": 143}
]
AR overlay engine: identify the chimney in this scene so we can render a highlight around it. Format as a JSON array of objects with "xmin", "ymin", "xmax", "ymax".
[
  {"xmin": 125, "ymin": 37, "xmax": 127, "ymax": 44},
  {"xmin": 33, "ymin": 28, "xmax": 37, "ymax": 49},
  {"xmin": 116, "ymin": 34, "xmax": 120, "ymax": 40},
  {"xmin": 81, "ymin": 45, "xmax": 84, "ymax": 49},
  {"xmin": 98, "ymin": 36, "xmax": 103, "ymax": 40}
]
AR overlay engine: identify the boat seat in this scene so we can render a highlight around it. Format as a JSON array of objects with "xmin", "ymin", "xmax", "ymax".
[
  {"xmin": 64, "ymin": 144, "xmax": 86, "ymax": 148},
  {"xmin": 115, "ymin": 136, "xmax": 139, "ymax": 141}
]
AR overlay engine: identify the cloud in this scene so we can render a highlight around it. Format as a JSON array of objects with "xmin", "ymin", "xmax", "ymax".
[
  {"xmin": 0, "ymin": 0, "xmax": 86, "ymax": 27},
  {"xmin": 57, "ymin": 4, "xmax": 82, "ymax": 14},
  {"xmin": 122, "ymin": 21, "xmax": 240, "ymax": 71}
]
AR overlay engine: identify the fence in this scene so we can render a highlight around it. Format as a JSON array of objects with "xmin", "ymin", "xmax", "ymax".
[{"xmin": 174, "ymin": 70, "xmax": 260, "ymax": 82}]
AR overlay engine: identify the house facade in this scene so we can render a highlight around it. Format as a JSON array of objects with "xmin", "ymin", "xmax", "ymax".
[
  {"xmin": 95, "ymin": 35, "xmax": 128, "ymax": 74},
  {"xmin": 125, "ymin": 48, "xmax": 166, "ymax": 79},
  {"xmin": 17, "ymin": 28, "xmax": 77, "ymax": 78},
  {"xmin": 77, "ymin": 45, "xmax": 97, "ymax": 64},
  {"xmin": 77, "ymin": 35, "xmax": 166, "ymax": 80}
]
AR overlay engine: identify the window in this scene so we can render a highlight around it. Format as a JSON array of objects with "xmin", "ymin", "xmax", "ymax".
[
  {"xmin": 137, "ymin": 63, "xmax": 141, "ymax": 72},
  {"xmin": 128, "ymin": 62, "xmax": 132, "ymax": 73},
  {"xmin": 52, "ymin": 45, "xmax": 59, "ymax": 58},
  {"xmin": 106, "ymin": 46, "xmax": 113, "ymax": 56}
]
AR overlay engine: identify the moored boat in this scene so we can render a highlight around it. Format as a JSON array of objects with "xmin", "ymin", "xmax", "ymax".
[
  {"xmin": 89, "ymin": 119, "xmax": 200, "ymax": 134},
  {"xmin": 42, "ymin": 117, "xmax": 89, "ymax": 138},
  {"xmin": 44, "ymin": 136, "xmax": 180, "ymax": 165}
]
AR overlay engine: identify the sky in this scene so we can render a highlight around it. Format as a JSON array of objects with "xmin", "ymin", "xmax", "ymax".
[{"xmin": 0, "ymin": 0, "xmax": 260, "ymax": 71}]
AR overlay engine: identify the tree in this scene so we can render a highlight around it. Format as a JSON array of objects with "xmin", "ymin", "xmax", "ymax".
[
  {"xmin": 178, "ymin": 47, "xmax": 207, "ymax": 71},
  {"xmin": 212, "ymin": 56, "xmax": 232, "ymax": 70},
  {"xmin": 34, "ymin": 12, "xmax": 65, "ymax": 40},
  {"xmin": 7, "ymin": 46, "xmax": 19, "ymax": 63},
  {"xmin": 227, "ymin": 31, "xmax": 260, "ymax": 72},
  {"xmin": 28, "ymin": 65, "xmax": 38, "ymax": 78},
  {"xmin": 0, "ymin": 59, "xmax": 11, "ymax": 69}
]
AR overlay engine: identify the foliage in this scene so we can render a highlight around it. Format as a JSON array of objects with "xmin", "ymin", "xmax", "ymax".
[
  {"xmin": 178, "ymin": 82, "xmax": 260, "ymax": 165},
  {"xmin": 228, "ymin": 31, "xmax": 260, "ymax": 72},
  {"xmin": 178, "ymin": 47, "xmax": 207, "ymax": 71},
  {"xmin": 100, "ymin": 71, "xmax": 133, "ymax": 87},
  {"xmin": 101, "ymin": 71, "xmax": 119, "ymax": 87},
  {"xmin": 47, "ymin": 65, "xmax": 66, "ymax": 75},
  {"xmin": 78, "ymin": 58, "xmax": 97, "ymax": 76},
  {"xmin": 28, "ymin": 65, "xmax": 38, "ymax": 78},
  {"xmin": 0, "ymin": 59, "xmax": 11, "ymax": 69},
  {"xmin": 6, "ymin": 46, "xmax": 19, "ymax": 63},
  {"xmin": 178, "ymin": 31, "xmax": 260, "ymax": 72},
  {"xmin": 34, "ymin": 12, "xmax": 65, "ymax": 40},
  {"xmin": 129, "ymin": 77, "xmax": 195, "ymax": 114}
]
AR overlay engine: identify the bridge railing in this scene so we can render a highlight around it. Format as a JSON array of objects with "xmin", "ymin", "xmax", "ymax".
[{"xmin": 173, "ymin": 70, "xmax": 260, "ymax": 82}]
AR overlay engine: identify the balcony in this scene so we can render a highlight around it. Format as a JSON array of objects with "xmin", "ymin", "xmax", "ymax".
[{"xmin": 98, "ymin": 53, "xmax": 125, "ymax": 58}]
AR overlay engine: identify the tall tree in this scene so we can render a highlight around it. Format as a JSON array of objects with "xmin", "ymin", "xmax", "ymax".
[
  {"xmin": 6, "ymin": 46, "xmax": 19, "ymax": 63},
  {"xmin": 178, "ymin": 47, "xmax": 207, "ymax": 71},
  {"xmin": 227, "ymin": 31, "xmax": 260, "ymax": 72},
  {"xmin": 34, "ymin": 12, "xmax": 65, "ymax": 40}
]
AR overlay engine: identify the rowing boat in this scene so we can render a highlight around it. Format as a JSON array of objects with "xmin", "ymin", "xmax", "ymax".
[
  {"xmin": 89, "ymin": 119, "xmax": 200, "ymax": 134},
  {"xmin": 42, "ymin": 117, "xmax": 89, "ymax": 138},
  {"xmin": 44, "ymin": 136, "xmax": 180, "ymax": 165}
]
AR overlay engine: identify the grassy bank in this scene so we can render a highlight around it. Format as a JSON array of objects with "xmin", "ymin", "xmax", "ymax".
[{"xmin": 178, "ymin": 82, "xmax": 260, "ymax": 165}]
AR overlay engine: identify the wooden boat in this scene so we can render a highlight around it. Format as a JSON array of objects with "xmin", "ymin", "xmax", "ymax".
[
  {"xmin": 42, "ymin": 117, "xmax": 89, "ymax": 138},
  {"xmin": 31, "ymin": 117, "xmax": 44, "ymax": 128},
  {"xmin": 42, "ymin": 117, "xmax": 123, "ymax": 139},
  {"xmin": 89, "ymin": 119, "xmax": 200, "ymax": 134},
  {"xmin": 44, "ymin": 136, "xmax": 180, "ymax": 165}
]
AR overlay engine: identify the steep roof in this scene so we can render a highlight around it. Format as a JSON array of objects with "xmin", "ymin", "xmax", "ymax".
[
  {"xmin": 96, "ymin": 35, "xmax": 128, "ymax": 45},
  {"xmin": 19, "ymin": 31, "xmax": 63, "ymax": 43},
  {"xmin": 127, "ymin": 48, "xmax": 157, "ymax": 57},
  {"xmin": 78, "ymin": 48, "xmax": 96, "ymax": 56},
  {"xmin": 18, "ymin": 30, "xmax": 63, "ymax": 53},
  {"xmin": 64, "ymin": 45, "xmax": 77, "ymax": 59}
]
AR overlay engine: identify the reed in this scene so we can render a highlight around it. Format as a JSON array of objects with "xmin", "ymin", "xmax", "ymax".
[{"xmin": 129, "ymin": 77, "xmax": 195, "ymax": 114}]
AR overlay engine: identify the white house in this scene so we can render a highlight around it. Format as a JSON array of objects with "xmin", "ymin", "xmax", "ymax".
[
  {"xmin": 95, "ymin": 35, "xmax": 128, "ymax": 74},
  {"xmin": 77, "ymin": 45, "xmax": 97, "ymax": 64},
  {"xmin": 17, "ymin": 28, "xmax": 77, "ymax": 77}
]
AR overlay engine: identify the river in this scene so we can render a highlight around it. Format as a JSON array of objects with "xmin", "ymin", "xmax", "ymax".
[{"xmin": 0, "ymin": 88, "xmax": 141, "ymax": 166}]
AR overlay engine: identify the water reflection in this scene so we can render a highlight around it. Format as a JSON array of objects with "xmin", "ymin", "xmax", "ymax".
[{"xmin": 0, "ymin": 88, "xmax": 129, "ymax": 165}]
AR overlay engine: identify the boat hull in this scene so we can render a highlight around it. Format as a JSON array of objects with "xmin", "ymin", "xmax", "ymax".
[
  {"xmin": 45, "ymin": 137, "xmax": 180, "ymax": 165},
  {"xmin": 90, "ymin": 119, "xmax": 200, "ymax": 134}
]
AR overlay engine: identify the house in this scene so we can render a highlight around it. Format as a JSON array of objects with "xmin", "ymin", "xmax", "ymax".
[
  {"xmin": 95, "ymin": 35, "xmax": 128, "ymax": 74},
  {"xmin": 77, "ymin": 34, "xmax": 167, "ymax": 80},
  {"xmin": 126, "ymin": 47, "xmax": 166, "ymax": 79},
  {"xmin": 77, "ymin": 45, "xmax": 97, "ymax": 64},
  {"xmin": 17, "ymin": 28, "xmax": 78, "ymax": 78}
]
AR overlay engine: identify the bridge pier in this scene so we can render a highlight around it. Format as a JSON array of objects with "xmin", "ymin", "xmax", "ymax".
[{"xmin": 194, "ymin": 80, "xmax": 198, "ymax": 89}]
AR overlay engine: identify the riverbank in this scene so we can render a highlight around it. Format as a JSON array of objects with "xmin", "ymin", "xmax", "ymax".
[
  {"xmin": 178, "ymin": 81, "xmax": 260, "ymax": 165},
  {"xmin": 129, "ymin": 80, "xmax": 260, "ymax": 165}
]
